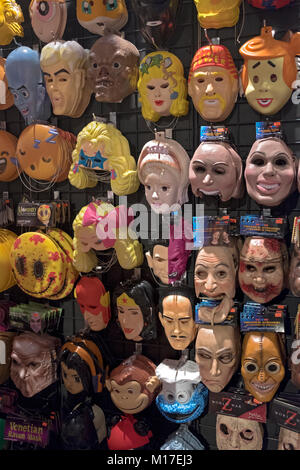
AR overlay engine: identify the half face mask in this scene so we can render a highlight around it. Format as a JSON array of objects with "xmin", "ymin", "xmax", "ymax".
[
  {"xmin": 87, "ymin": 33, "xmax": 139, "ymax": 104},
  {"xmin": 194, "ymin": 244, "xmax": 238, "ymax": 324},
  {"xmin": 0, "ymin": 0, "xmax": 23, "ymax": 45},
  {"xmin": 238, "ymin": 237, "xmax": 288, "ymax": 304},
  {"xmin": 155, "ymin": 359, "xmax": 208, "ymax": 423},
  {"xmin": 0, "ymin": 130, "xmax": 18, "ymax": 182},
  {"xmin": 188, "ymin": 44, "xmax": 238, "ymax": 122},
  {"xmin": 75, "ymin": 276, "xmax": 111, "ymax": 332},
  {"xmin": 195, "ymin": 325, "xmax": 240, "ymax": 393},
  {"xmin": 278, "ymin": 427, "xmax": 300, "ymax": 450},
  {"xmin": 158, "ymin": 287, "xmax": 197, "ymax": 351},
  {"xmin": 10, "ymin": 332, "xmax": 61, "ymax": 398},
  {"xmin": 29, "ymin": 0, "xmax": 67, "ymax": 43},
  {"xmin": 241, "ymin": 331, "xmax": 285, "ymax": 402},
  {"xmin": 240, "ymin": 26, "xmax": 300, "ymax": 115},
  {"xmin": 138, "ymin": 51, "xmax": 188, "ymax": 122},
  {"xmin": 216, "ymin": 415, "xmax": 263, "ymax": 450},
  {"xmin": 193, "ymin": 0, "xmax": 241, "ymax": 29},
  {"xmin": 76, "ymin": 0, "xmax": 128, "ymax": 36},
  {"xmin": 245, "ymin": 138, "xmax": 297, "ymax": 207},
  {"xmin": 189, "ymin": 141, "xmax": 244, "ymax": 201},
  {"xmin": 0, "ymin": 332, "xmax": 16, "ymax": 384},
  {"xmin": 5, "ymin": 46, "xmax": 51, "ymax": 125}
]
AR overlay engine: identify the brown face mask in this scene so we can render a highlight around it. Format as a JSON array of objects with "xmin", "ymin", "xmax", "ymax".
[
  {"xmin": 216, "ymin": 415, "xmax": 264, "ymax": 450},
  {"xmin": 278, "ymin": 427, "xmax": 300, "ymax": 450},
  {"xmin": 87, "ymin": 33, "xmax": 139, "ymax": 103},
  {"xmin": 0, "ymin": 331, "xmax": 16, "ymax": 384}
]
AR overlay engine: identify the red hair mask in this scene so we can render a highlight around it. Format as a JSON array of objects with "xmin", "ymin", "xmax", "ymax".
[{"xmin": 75, "ymin": 276, "xmax": 110, "ymax": 331}]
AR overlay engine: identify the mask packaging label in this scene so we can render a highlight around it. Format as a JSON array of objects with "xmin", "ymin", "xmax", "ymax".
[
  {"xmin": 291, "ymin": 216, "xmax": 300, "ymax": 247},
  {"xmin": 193, "ymin": 215, "xmax": 235, "ymax": 248},
  {"xmin": 256, "ymin": 121, "xmax": 283, "ymax": 140},
  {"xmin": 240, "ymin": 302, "xmax": 286, "ymax": 333},
  {"xmin": 16, "ymin": 202, "xmax": 56, "ymax": 228},
  {"xmin": 0, "ymin": 388, "xmax": 18, "ymax": 414},
  {"xmin": 209, "ymin": 388, "xmax": 267, "ymax": 423},
  {"xmin": 270, "ymin": 398, "xmax": 300, "ymax": 432},
  {"xmin": 200, "ymin": 126, "xmax": 231, "ymax": 143},
  {"xmin": 4, "ymin": 416, "xmax": 50, "ymax": 448},
  {"xmin": 239, "ymin": 214, "xmax": 287, "ymax": 239},
  {"xmin": 195, "ymin": 303, "xmax": 239, "ymax": 327}
]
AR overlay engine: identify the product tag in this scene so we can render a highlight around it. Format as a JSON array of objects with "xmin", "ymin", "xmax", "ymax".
[
  {"xmin": 239, "ymin": 214, "xmax": 287, "ymax": 238},
  {"xmin": 256, "ymin": 121, "xmax": 283, "ymax": 140},
  {"xmin": 209, "ymin": 388, "xmax": 267, "ymax": 423},
  {"xmin": 195, "ymin": 303, "xmax": 239, "ymax": 327},
  {"xmin": 4, "ymin": 416, "xmax": 50, "ymax": 447},
  {"xmin": 240, "ymin": 302, "xmax": 286, "ymax": 333},
  {"xmin": 193, "ymin": 215, "xmax": 235, "ymax": 248},
  {"xmin": 200, "ymin": 125, "xmax": 230, "ymax": 143},
  {"xmin": 270, "ymin": 397, "xmax": 300, "ymax": 432}
]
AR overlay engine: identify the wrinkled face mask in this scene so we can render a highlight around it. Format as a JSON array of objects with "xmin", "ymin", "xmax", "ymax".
[
  {"xmin": 216, "ymin": 415, "xmax": 263, "ymax": 450},
  {"xmin": 278, "ymin": 427, "xmax": 300, "ymax": 450},
  {"xmin": 29, "ymin": 0, "xmax": 67, "ymax": 43}
]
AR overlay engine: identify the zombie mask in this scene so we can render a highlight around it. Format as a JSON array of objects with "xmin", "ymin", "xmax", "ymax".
[
  {"xmin": 75, "ymin": 276, "xmax": 111, "ymax": 332},
  {"xmin": 0, "ymin": 331, "xmax": 16, "ymax": 384},
  {"xmin": 278, "ymin": 427, "xmax": 300, "ymax": 450},
  {"xmin": 155, "ymin": 359, "xmax": 208, "ymax": 423},
  {"xmin": 106, "ymin": 354, "xmax": 160, "ymax": 414},
  {"xmin": 138, "ymin": 134, "xmax": 190, "ymax": 214},
  {"xmin": 194, "ymin": 244, "xmax": 238, "ymax": 324},
  {"xmin": 289, "ymin": 248, "xmax": 300, "ymax": 297},
  {"xmin": 216, "ymin": 415, "xmax": 263, "ymax": 450},
  {"xmin": 158, "ymin": 286, "xmax": 197, "ymax": 351},
  {"xmin": 10, "ymin": 332, "xmax": 61, "ymax": 398},
  {"xmin": 137, "ymin": 51, "xmax": 188, "ymax": 122},
  {"xmin": 193, "ymin": 0, "xmax": 241, "ymax": 29},
  {"xmin": 189, "ymin": 141, "xmax": 244, "ymax": 200},
  {"xmin": 5, "ymin": 46, "xmax": 51, "ymax": 125},
  {"xmin": 241, "ymin": 331, "xmax": 285, "ymax": 402},
  {"xmin": 87, "ymin": 33, "xmax": 139, "ymax": 103},
  {"xmin": 76, "ymin": 0, "xmax": 128, "ymax": 36},
  {"xmin": 238, "ymin": 237, "xmax": 288, "ymax": 304},
  {"xmin": 245, "ymin": 138, "xmax": 297, "ymax": 207},
  {"xmin": 195, "ymin": 325, "xmax": 241, "ymax": 393},
  {"xmin": 0, "ymin": 130, "xmax": 18, "ymax": 182},
  {"xmin": 239, "ymin": 26, "xmax": 300, "ymax": 115},
  {"xmin": 0, "ymin": 0, "xmax": 23, "ymax": 46},
  {"xmin": 29, "ymin": 0, "xmax": 67, "ymax": 43},
  {"xmin": 188, "ymin": 44, "xmax": 238, "ymax": 122}
]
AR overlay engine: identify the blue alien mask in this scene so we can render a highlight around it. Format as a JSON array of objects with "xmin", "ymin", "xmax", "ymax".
[
  {"xmin": 155, "ymin": 359, "xmax": 208, "ymax": 424},
  {"xmin": 5, "ymin": 46, "xmax": 51, "ymax": 125}
]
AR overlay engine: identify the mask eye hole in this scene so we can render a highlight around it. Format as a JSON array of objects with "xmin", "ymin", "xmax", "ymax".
[
  {"xmin": 16, "ymin": 256, "xmax": 26, "ymax": 276},
  {"xmin": 38, "ymin": 1, "xmax": 49, "ymax": 15},
  {"xmin": 33, "ymin": 260, "xmax": 44, "ymax": 279},
  {"xmin": 220, "ymin": 423, "xmax": 229, "ymax": 435},
  {"xmin": 244, "ymin": 362, "xmax": 259, "ymax": 373},
  {"xmin": 240, "ymin": 429, "xmax": 254, "ymax": 441},
  {"xmin": 266, "ymin": 362, "xmax": 281, "ymax": 374}
]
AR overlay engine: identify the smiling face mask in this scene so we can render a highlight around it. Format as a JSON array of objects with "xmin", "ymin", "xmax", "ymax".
[{"xmin": 216, "ymin": 415, "xmax": 263, "ymax": 450}]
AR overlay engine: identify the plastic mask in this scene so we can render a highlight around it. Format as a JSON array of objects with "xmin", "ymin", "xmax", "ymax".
[
  {"xmin": 195, "ymin": 325, "xmax": 240, "ymax": 392},
  {"xmin": 10, "ymin": 332, "xmax": 60, "ymax": 398},
  {"xmin": 138, "ymin": 51, "xmax": 188, "ymax": 122},
  {"xmin": 189, "ymin": 141, "xmax": 244, "ymax": 200},
  {"xmin": 117, "ymin": 293, "xmax": 144, "ymax": 342},
  {"xmin": 248, "ymin": 0, "xmax": 293, "ymax": 9},
  {"xmin": 5, "ymin": 46, "xmax": 51, "ymax": 124},
  {"xmin": 238, "ymin": 237, "xmax": 288, "ymax": 304},
  {"xmin": 241, "ymin": 331, "xmax": 285, "ymax": 402},
  {"xmin": 216, "ymin": 415, "xmax": 263, "ymax": 450},
  {"xmin": 240, "ymin": 26, "xmax": 300, "ymax": 115},
  {"xmin": 289, "ymin": 248, "xmax": 300, "ymax": 297},
  {"xmin": 193, "ymin": 0, "xmax": 241, "ymax": 29},
  {"xmin": 0, "ymin": 0, "xmax": 23, "ymax": 45},
  {"xmin": 188, "ymin": 44, "xmax": 238, "ymax": 122},
  {"xmin": 0, "ymin": 58, "xmax": 14, "ymax": 110},
  {"xmin": 0, "ymin": 331, "xmax": 16, "ymax": 384},
  {"xmin": 0, "ymin": 130, "xmax": 18, "ymax": 182},
  {"xmin": 75, "ymin": 276, "xmax": 111, "ymax": 332},
  {"xmin": 76, "ymin": 0, "xmax": 128, "ymax": 36},
  {"xmin": 278, "ymin": 428, "xmax": 300, "ymax": 450},
  {"xmin": 29, "ymin": 0, "xmax": 67, "ymax": 43},
  {"xmin": 245, "ymin": 138, "xmax": 297, "ymax": 207},
  {"xmin": 88, "ymin": 33, "xmax": 139, "ymax": 103},
  {"xmin": 30, "ymin": 313, "xmax": 42, "ymax": 334}
]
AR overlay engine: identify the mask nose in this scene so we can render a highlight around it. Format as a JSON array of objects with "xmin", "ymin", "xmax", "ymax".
[
  {"xmin": 230, "ymin": 430, "xmax": 239, "ymax": 449},
  {"xmin": 257, "ymin": 369, "xmax": 267, "ymax": 382},
  {"xmin": 263, "ymin": 161, "xmax": 276, "ymax": 177},
  {"xmin": 210, "ymin": 358, "xmax": 221, "ymax": 377},
  {"xmin": 203, "ymin": 173, "xmax": 213, "ymax": 185},
  {"xmin": 204, "ymin": 273, "xmax": 217, "ymax": 292},
  {"xmin": 99, "ymin": 66, "xmax": 109, "ymax": 77},
  {"xmin": 205, "ymin": 82, "xmax": 215, "ymax": 95},
  {"xmin": 152, "ymin": 191, "xmax": 159, "ymax": 200},
  {"xmin": 259, "ymin": 80, "xmax": 271, "ymax": 92}
]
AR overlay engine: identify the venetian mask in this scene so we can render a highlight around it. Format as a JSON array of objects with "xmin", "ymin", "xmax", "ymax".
[
  {"xmin": 240, "ymin": 26, "xmax": 300, "ymax": 115},
  {"xmin": 245, "ymin": 138, "xmax": 297, "ymax": 207},
  {"xmin": 76, "ymin": 0, "xmax": 128, "ymax": 36},
  {"xmin": 193, "ymin": 0, "xmax": 241, "ymax": 29},
  {"xmin": 241, "ymin": 331, "xmax": 285, "ymax": 402},
  {"xmin": 238, "ymin": 237, "xmax": 288, "ymax": 304},
  {"xmin": 10, "ymin": 332, "xmax": 61, "ymax": 398},
  {"xmin": 29, "ymin": 0, "xmax": 67, "ymax": 43},
  {"xmin": 216, "ymin": 415, "xmax": 263, "ymax": 450},
  {"xmin": 0, "ymin": 331, "xmax": 16, "ymax": 384},
  {"xmin": 87, "ymin": 33, "xmax": 139, "ymax": 103},
  {"xmin": 189, "ymin": 141, "xmax": 244, "ymax": 201},
  {"xmin": 195, "ymin": 325, "xmax": 240, "ymax": 393},
  {"xmin": 155, "ymin": 359, "xmax": 208, "ymax": 423},
  {"xmin": 0, "ymin": 0, "xmax": 23, "ymax": 46},
  {"xmin": 75, "ymin": 276, "xmax": 111, "ymax": 332},
  {"xmin": 278, "ymin": 427, "xmax": 300, "ymax": 450},
  {"xmin": 188, "ymin": 44, "xmax": 238, "ymax": 122},
  {"xmin": 5, "ymin": 46, "xmax": 51, "ymax": 125},
  {"xmin": 0, "ymin": 130, "xmax": 18, "ymax": 182}
]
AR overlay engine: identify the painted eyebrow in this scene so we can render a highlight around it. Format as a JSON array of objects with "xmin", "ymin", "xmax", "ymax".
[
  {"xmin": 163, "ymin": 314, "xmax": 191, "ymax": 320},
  {"xmin": 252, "ymin": 62, "xmax": 260, "ymax": 69},
  {"xmin": 54, "ymin": 69, "xmax": 70, "ymax": 76},
  {"xmin": 268, "ymin": 60, "xmax": 276, "ymax": 68},
  {"xmin": 16, "ymin": 86, "xmax": 28, "ymax": 91}
]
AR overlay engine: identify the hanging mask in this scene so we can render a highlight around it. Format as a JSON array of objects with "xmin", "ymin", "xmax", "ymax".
[
  {"xmin": 194, "ymin": 243, "xmax": 239, "ymax": 324},
  {"xmin": 195, "ymin": 325, "xmax": 241, "ymax": 392},
  {"xmin": 10, "ymin": 332, "xmax": 61, "ymax": 398},
  {"xmin": 238, "ymin": 237, "xmax": 289, "ymax": 304},
  {"xmin": 240, "ymin": 26, "xmax": 300, "ymax": 115},
  {"xmin": 245, "ymin": 137, "xmax": 297, "ymax": 207},
  {"xmin": 216, "ymin": 415, "xmax": 264, "ymax": 450},
  {"xmin": 0, "ymin": 0, "xmax": 23, "ymax": 46},
  {"xmin": 0, "ymin": 331, "xmax": 17, "ymax": 384},
  {"xmin": 87, "ymin": 33, "xmax": 139, "ymax": 104},
  {"xmin": 189, "ymin": 141, "xmax": 244, "ymax": 200},
  {"xmin": 193, "ymin": 0, "xmax": 241, "ymax": 29},
  {"xmin": 138, "ymin": 134, "xmax": 190, "ymax": 214},
  {"xmin": 155, "ymin": 359, "xmax": 208, "ymax": 423},
  {"xmin": 278, "ymin": 427, "xmax": 300, "ymax": 450},
  {"xmin": 0, "ymin": 58, "xmax": 14, "ymax": 110},
  {"xmin": 40, "ymin": 40, "xmax": 92, "ymax": 118},
  {"xmin": 76, "ymin": 0, "xmax": 128, "ymax": 36},
  {"xmin": 138, "ymin": 51, "xmax": 188, "ymax": 122},
  {"xmin": 0, "ymin": 229, "xmax": 17, "ymax": 293},
  {"xmin": 75, "ymin": 276, "xmax": 111, "ymax": 332},
  {"xmin": 29, "ymin": 0, "xmax": 67, "ymax": 43},
  {"xmin": 158, "ymin": 286, "xmax": 197, "ymax": 351},
  {"xmin": 5, "ymin": 46, "xmax": 51, "ymax": 125},
  {"xmin": 241, "ymin": 331, "xmax": 286, "ymax": 402},
  {"xmin": 289, "ymin": 247, "xmax": 300, "ymax": 297},
  {"xmin": 188, "ymin": 44, "xmax": 238, "ymax": 123},
  {"xmin": 248, "ymin": 0, "xmax": 293, "ymax": 9},
  {"xmin": 0, "ymin": 130, "xmax": 18, "ymax": 182},
  {"xmin": 131, "ymin": 0, "xmax": 180, "ymax": 49}
]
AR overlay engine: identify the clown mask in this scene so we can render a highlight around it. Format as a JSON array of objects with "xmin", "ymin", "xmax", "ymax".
[
  {"xmin": 241, "ymin": 331, "xmax": 285, "ymax": 402},
  {"xmin": 216, "ymin": 415, "xmax": 263, "ymax": 450},
  {"xmin": 245, "ymin": 138, "xmax": 297, "ymax": 207},
  {"xmin": 238, "ymin": 237, "xmax": 288, "ymax": 304},
  {"xmin": 195, "ymin": 325, "xmax": 240, "ymax": 393},
  {"xmin": 278, "ymin": 427, "xmax": 300, "ymax": 450},
  {"xmin": 188, "ymin": 44, "xmax": 238, "ymax": 122},
  {"xmin": 75, "ymin": 276, "xmax": 111, "ymax": 332}
]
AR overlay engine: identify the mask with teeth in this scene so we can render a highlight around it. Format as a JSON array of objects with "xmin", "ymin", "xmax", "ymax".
[{"xmin": 241, "ymin": 331, "xmax": 285, "ymax": 402}]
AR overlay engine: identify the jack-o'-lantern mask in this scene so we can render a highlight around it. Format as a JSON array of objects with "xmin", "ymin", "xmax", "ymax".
[
  {"xmin": 240, "ymin": 26, "xmax": 300, "ymax": 115},
  {"xmin": 188, "ymin": 44, "xmax": 238, "ymax": 122},
  {"xmin": 87, "ymin": 33, "xmax": 139, "ymax": 103},
  {"xmin": 29, "ymin": 0, "xmax": 67, "ymax": 43},
  {"xmin": 0, "ymin": 0, "xmax": 23, "ymax": 45},
  {"xmin": 76, "ymin": 0, "xmax": 128, "ymax": 36},
  {"xmin": 241, "ymin": 331, "xmax": 285, "ymax": 402},
  {"xmin": 245, "ymin": 138, "xmax": 297, "ymax": 207},
  {"xmin": 0, "ymin": 58, "xmax": 14, "ymax": 110},
  {"xmin": 216, "ymin": 415, "xmax": 263, "ymax": 450},
  {"xmin": 193, "ymin": 0, "xmax": 241, "ymax": 29},
  {"xmin": 0, "ymin": 130, "xmax": 18, "ymax": 182},
  {"xmin": 278, "ymin": 427, "xmax": 300, "ymax": 450},
  {"xmin": 0, "ymin": 331, "xmax": 16, "ymax": 384},
  {"xmin": 189, "ymin": 141, "xmax": 244, "ymax": 200},
  {"xmin": 75, "ymin": 276, "xmax": 111, "ymax": 332},
  {"xmin": 238, "ymin": 237, "xmax": 288, "ymax": 304}
]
